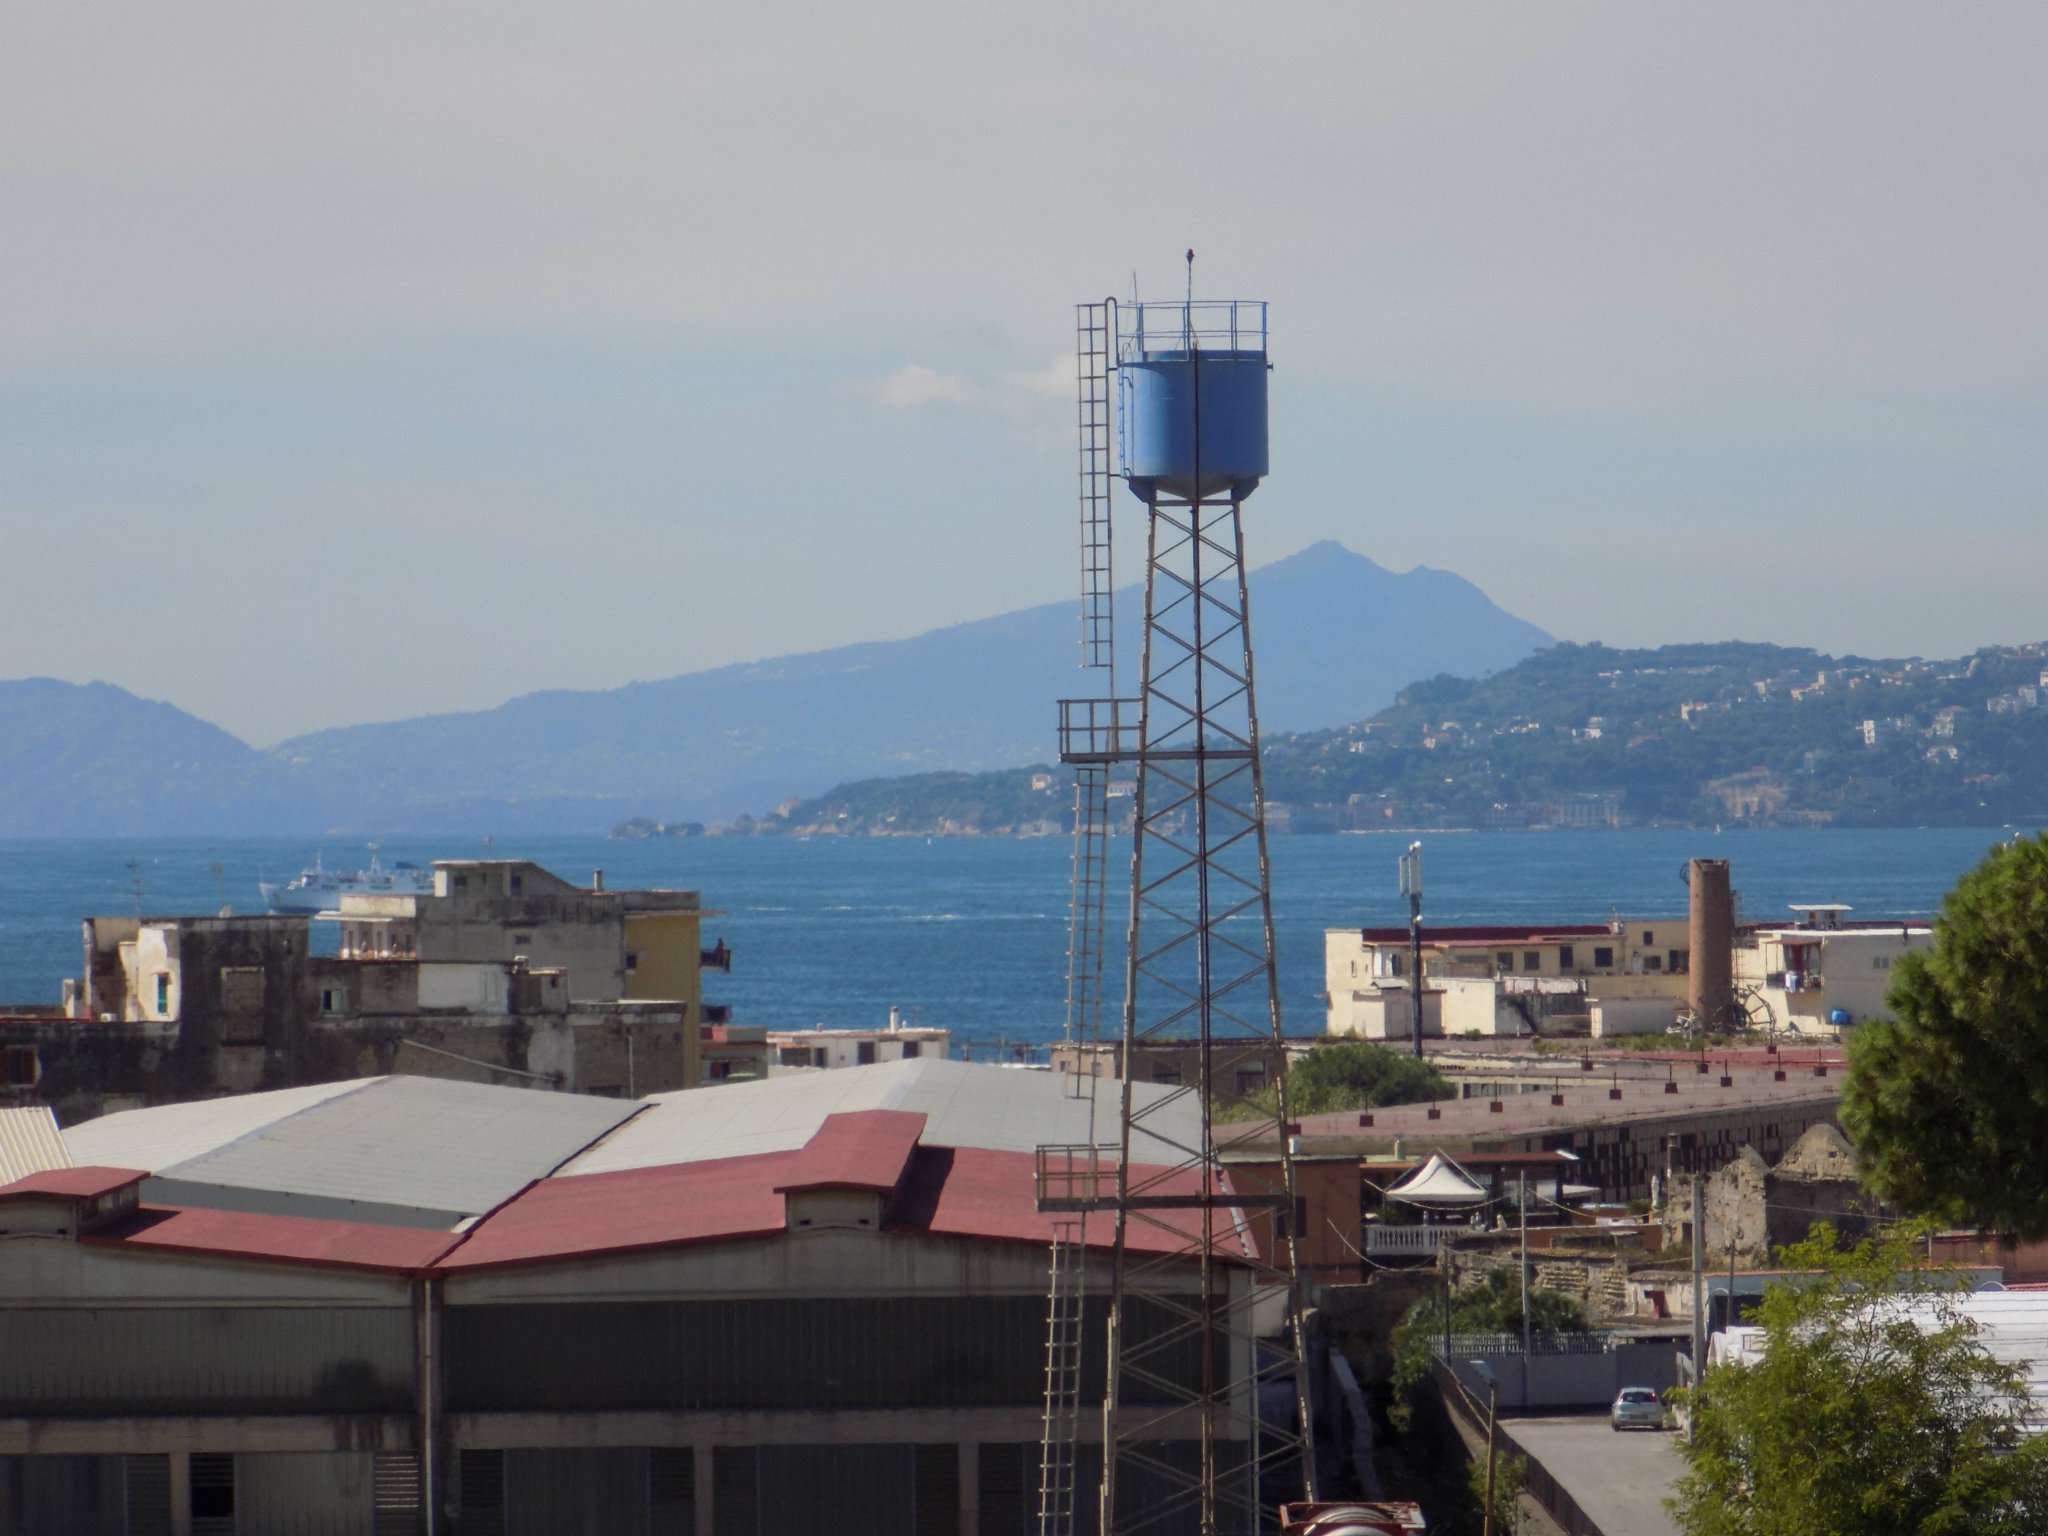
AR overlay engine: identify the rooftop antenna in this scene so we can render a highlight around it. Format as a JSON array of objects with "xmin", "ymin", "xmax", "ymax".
[{"xmin": 1042, "ymin": 268, "xmax": 1312, "ymax": 1532}]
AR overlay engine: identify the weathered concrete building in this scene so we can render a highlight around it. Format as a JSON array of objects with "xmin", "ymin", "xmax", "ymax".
[
  {"xmin": 0, "ymin": 1063, "xmax": 1245, "ymax": 1535},
  {"xmin": 3, "ymin": 860, "xmax": 725, "ymax": 1123}
]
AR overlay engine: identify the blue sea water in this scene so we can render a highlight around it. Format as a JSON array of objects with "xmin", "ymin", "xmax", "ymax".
[{"xmin": 0, "ymin": 828, "xmax": 2014, "ymax": 1054}]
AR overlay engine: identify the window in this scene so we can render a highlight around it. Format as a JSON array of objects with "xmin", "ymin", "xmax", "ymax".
[
  {"xmin": 1644, "ymin": 955, "xmax": 1663, "ymax": 973},
  {"xmin": 625, "ymin": 951, "xmax": 639, "ymax": 973},
  {"xmin": 1643, "ymin": 930, "xmax": 1655, "ymax": 945},
  {"xmin": 454, "ymin": 874, "xmax": 469, "ymax": 890},
  {"xmin": 320, "ymin": 986, "xmax": 345, "ymax": 1015},
  {"xmin": 1496, "ymin": 952, "xmax": 1514, "ymax": 974},
  {"xmin": 1594, "ymin": 946, "xmax": 1614, "ymax": 968},
  {"xmin": 778, "ymin": 1046, "xmax": 813, "ymax": 1067},
  {"xmin": 154, "ymin": 973, "xmax": 171, "ymax": 1013},
  {"xmin": 857, "ymin": 1041, "xmax": 877, "ymax": 1065},
  {"xmin": 509, "ymin": 874, "xmax": 523, "ymax": 895},
  {"xmin": 513, "ymin": 933, "xmax": 532, "ymax": 947},
  {"xmin": 1559, "ymin": 945, "xmax": 1575, "ymax": 970},
  {"xmin": 1387, "ymin": 953, "xmax": 1405, "ymax": 977},
  {"xmin": 901, "ymin": 1041, "xmax": 921, "ymax": 1059},
  {"xmin": 812, "ymin": 1048, "xmax": 828, "ymax": 1068},
  {"xmin": 1523, "ymin": 950, "xmax": 1541, "ymax": 972},
  {"xmin": 2, "ymin": 1046, "xmax": 36, "ymax": 1086},
  {"xmin": 190, "ymin": 1452, "xmax": 235, "ymax": 1528},
  {"xmin": 1236, "ymin": 1068, "xmax": 1266, "ymax": 1096},
  {"xmin": 1669, "ymin": 949, "xmax": 1684, "ymax": 973}
]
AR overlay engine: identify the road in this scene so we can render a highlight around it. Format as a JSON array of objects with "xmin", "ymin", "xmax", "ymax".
[{"xmin": 1503, "ymin": 1415, "xmax": 1685, "ymax": 1536}]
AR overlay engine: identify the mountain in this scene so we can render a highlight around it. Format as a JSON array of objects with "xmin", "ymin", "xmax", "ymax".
[
  {"xmin": 0, "ymin": 679, "xmax": 290, "ymax": 836},
  {"xmin": 0, "ymin": 543, "xmax": 1550, "ymax": 835},
  {"xmin": 262, "ymin": 541, "xmax": 1550, "ymax": 830}
]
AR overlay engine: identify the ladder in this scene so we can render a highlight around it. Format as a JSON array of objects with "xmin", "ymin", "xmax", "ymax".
[
  {"xmin": 1036, "ymin": 1223, "xmax": 1087, "ymax": 1536},
  {"xmin": 1076, "ymin": 302, "xmax": 1114, "ymax": 672}
]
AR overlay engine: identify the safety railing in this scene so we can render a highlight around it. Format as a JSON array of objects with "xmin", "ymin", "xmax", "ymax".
[
  {"xmin": 1057, "ymin": 697, "xmax": 1141, "ymax": 763},
  {"xmin": 1120, "ymin": 299, "xmax": 1268, "ymax": 358}
]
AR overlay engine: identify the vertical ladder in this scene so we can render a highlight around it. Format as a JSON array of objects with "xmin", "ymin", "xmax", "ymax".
[
  {"xmin": 1076, "ymin": 302, "xmax": 1114, "ymax": 673},
  {"xmin": 1064, "ymin": 764, "xmax": 1112, "ymax": 1091},
  {"xmin": 1036, "ymin": 1222, "xmax": 1087, "ymax": 1536}
]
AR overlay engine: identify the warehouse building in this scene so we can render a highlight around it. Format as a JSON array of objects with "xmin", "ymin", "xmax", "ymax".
[{"xmin": 0, "ymin": 1061, "xmax": 1260, "ymax": 1535}]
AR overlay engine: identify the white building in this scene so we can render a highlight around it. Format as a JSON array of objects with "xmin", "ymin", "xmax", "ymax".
[{"xmin": 1732, "ymin": 905, "xmax": 1932, "ymax": 1036}]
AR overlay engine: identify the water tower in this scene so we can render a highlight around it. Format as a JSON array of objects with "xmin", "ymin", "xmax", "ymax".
[{"xmin": 1039, "ymin": 262, "xmax": 1316, "ymax": 1535}]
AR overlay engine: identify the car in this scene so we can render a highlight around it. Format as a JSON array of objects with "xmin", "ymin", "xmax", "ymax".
[{"xmin": 1611, "ymin": 1386, "xmax": 1665, "ymax": 1431}]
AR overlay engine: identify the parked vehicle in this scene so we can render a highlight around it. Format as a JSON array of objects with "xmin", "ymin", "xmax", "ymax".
[{"xmin": 1611, "ymin": 1386, "xmax": 1665, "ymax": 1431}]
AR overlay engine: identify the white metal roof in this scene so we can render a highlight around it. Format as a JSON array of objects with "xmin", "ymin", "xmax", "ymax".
[
  {"xmin": 65, "ymin": 1077, "xmax": 377, "ymax": 1171},
  {"xmin": 68, "ymin": 1076, "xmax": 641, "ymax": 1229},
  {"xmin": 0, "ymin": 1105, "xmax": 71, "ymax": 1184},
  {"xmin": 561, "ymin": 1057, "xmax": 1195, "ymax": 1177}
]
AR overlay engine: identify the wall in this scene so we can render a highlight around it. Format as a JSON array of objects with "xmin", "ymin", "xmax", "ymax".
[{"xmin": 1443, "ymin": 1343, "xmax": 1680, "ymax": 1411}]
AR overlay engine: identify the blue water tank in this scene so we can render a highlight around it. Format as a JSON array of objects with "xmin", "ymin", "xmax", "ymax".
[{"xmin": 1121, "ymin": 347, "xmax": 1269, "ymax": 502}]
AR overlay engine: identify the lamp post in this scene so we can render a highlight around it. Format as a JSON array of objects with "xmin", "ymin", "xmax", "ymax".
[{"xmin": 1399, "ymin": 841, "xmax": 1424, "ymax": 1059}]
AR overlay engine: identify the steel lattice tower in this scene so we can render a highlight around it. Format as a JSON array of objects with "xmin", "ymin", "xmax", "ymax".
[{"xmin": 1039, "ymin": 283, "xmax": 1316, "ymax": 1536}]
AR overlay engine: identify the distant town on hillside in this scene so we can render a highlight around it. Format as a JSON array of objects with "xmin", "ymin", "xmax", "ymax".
[{"xmin": 653, "ymin": 639, "xmax": 2048, "ymax": 837}]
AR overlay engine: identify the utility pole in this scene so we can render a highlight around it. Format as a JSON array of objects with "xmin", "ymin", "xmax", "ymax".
[
  {"xmin": 1519, "ymin": 1171, "xmax": 1530, "ymax": 1369},
  {"xmin": 1690, "ymin": 1177, "xmax": 1706, "ymax": 1428},
  {"xmin": 1479, "ymin": 1364, "xmax": 1499, "ymax": 1536},
  {"xmin": 1400, "ymin": 841, "xmax": 1424, "ymax": 1059}
]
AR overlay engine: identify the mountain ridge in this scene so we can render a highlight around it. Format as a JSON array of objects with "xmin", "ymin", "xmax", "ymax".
[{"xmin": 0, "ymin": 542, "xmax": 1551, "ymax": 835}]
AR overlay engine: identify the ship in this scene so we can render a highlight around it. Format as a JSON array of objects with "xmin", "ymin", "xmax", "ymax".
[{"xmin": 259, "ymin": 849, "xmax": 434, "ymax": 914}]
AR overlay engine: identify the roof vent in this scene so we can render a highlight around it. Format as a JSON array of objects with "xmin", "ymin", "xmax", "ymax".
[
  {"xmin": 1487, "ymin": 1100, "xmax": 1503, "ymax": 1114},
  {"xmin": 1608, "ymin": 1087, "xmax": 1623, "ymax": 1100},
  {"xmin": 1550, "ymin": 1092, "xmax": 1564, "ymax": 1106},
  {"xmin": 1719, "ymin": 1075, "xmax": 1733, "ymax": 1088},
  {"xmin": 1426, "ymin": 1106, "xmax": 1442, "ymax": 1121},
  {"xmin": 1664, "ymin": 1080, "xmax": 1679, "ymax": 1095},
  {"xmin": 1773, "ymin": 1068, "xmax": 1787, "ymax": 1082},
  {"xmin": 1813, "ymin": 1064, "xmax": 1829, "ymax": 1077},
  {"xmin": 1357, "ymin": 1112, "xmax": 1374, "ymax": 1128}
]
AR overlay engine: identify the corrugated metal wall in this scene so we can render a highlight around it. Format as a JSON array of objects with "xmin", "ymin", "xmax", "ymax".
[
  {"xmin": 0, "ymin": 1454, "xmax": 129, "ymax": 1536},
  {"xmin": 0, "ymin": 1307, "xmax": 413, "ymax": 1414},
  {"xmin": 237, "ymin": 1452, "xmax": 378, "ymax": 1536},
  {"xmin": 457, "ymin": 1449, "xmax": 693, "ymax": 1536},
  {"xmin": 446, "ymin": 1295, "xmax": 1212, "ymax": 1413},
  {"xmin": 711, "ymin": 1444, "xmax": 955, "ymax": 1536},
  {"xmin": 975, "ymin": 1442, "xmax": 1245, "ymax": 1536}
]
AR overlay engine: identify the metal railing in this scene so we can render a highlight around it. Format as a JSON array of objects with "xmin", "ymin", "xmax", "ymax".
[
  {"xmin": 1034, "ymin": 1143, "xmax": 1119, "ymax": 1211},
  {"xmin": 1057, "ymin": 697, "xmax": 1141, "ymax": 763},
  {"xmin": 1120, "ymin": 299, "xmax": 1268, "ymax": 359},
  {"xmin": 1430, "ymin": 1331, "xmax": 1617, "ymax": 1358}
]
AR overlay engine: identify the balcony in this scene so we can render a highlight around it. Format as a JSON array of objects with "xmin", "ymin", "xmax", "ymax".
[
  {"xmin": 700, "ymin": 940, "xmax": 733, "ymax": 973},
  {"xmin": 701, "ymin": 1003, "xmax": 732, "ymax": 1025},
  {"xmin": 1765, "ymin": 971, "xmax": 1826, "ymax": 993},
  {"xmin": 1364, "ymin": 1223, "xmax": 1464, "ymax": 1257}
]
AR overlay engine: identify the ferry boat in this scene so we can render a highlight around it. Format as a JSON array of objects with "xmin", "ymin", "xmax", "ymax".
[{"xmin": 259, "ymin": 849, "xmax": 434, "ymax": 914}]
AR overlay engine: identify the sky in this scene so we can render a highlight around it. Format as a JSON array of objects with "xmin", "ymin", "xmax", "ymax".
[{"xmin": 4, "ymin": 3, "xmax": 2045, "ymax": 745}]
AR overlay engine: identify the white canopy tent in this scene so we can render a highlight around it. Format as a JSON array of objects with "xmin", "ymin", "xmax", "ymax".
[{"xmin": 1384, "ymin": 1152, "xmax": 1490, "ymax": 1208}]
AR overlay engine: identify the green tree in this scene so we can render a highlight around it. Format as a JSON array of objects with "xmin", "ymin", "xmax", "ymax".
[
  {"xmin": 1466, "ymin": 1451, "xmax": 1528, "ymax": 1536},
  {"xmin": 1671, "ymin": 1223, "xmax": 2048, "ymax": 1536},
  {"xmin": 1388, "ymin": 1270, "xmax": 1591, "ymax": 1424},
  {"xmin": 1842, "ymin": 832, "xmax": 2048, "ymax": 1235},
  {"xmin": 1219, "ymin": 1040, "xmax": 1449, "ymax": 1124}
]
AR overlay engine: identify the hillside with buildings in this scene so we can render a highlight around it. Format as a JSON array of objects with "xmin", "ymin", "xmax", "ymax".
[
  {"xmin": 735, "ymin": 639, "xmax": 2048, "ymax": 834},
  {"xmin": 1267, "ymin": 639, "xmax": 2048, "ymax": 829}
]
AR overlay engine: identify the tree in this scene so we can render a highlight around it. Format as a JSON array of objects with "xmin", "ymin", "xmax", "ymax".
[
  {"xmin": 1388, "ymin": 1270, "xmax": 1590, "ymax": 1423},
  {"xmin": 1467, "ymin": 1450, "xmax": 1528, "ymax": 1536},
  {"xmin": 1217, "ymin": 1040, "xmax": 1449, "ymax": 1123},
  {"xmin": 1671, "ymin": 1224, "xmax": 2048, "ymax": 1536},
  {"xmin": 1841, "ymin": 831, "xmax": 2048, "ymax": 1236}
]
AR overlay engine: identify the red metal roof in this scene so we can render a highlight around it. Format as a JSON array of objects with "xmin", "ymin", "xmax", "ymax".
[
  {"xmin": 0, "ymin": 1166, "xmax": 146, "ymax": 1202},
  {"xmin": 771, "ymin": 1108, "xmax": 925, "ymax": 1194},
  {"xmin": 439, "ymin": 1151, "xmax": 795, "ymax": 1272},
  {"xmin": 439, "ymin": 1113, "xmax": 1257, "ymax": 1272},
  {"xmin": 1357, "ymin": 924, "xmax": 1615, "ymax": 945},
  {"xmin": 83, "ymin": 1205, "xmax": 459, "ymax": 1275}
]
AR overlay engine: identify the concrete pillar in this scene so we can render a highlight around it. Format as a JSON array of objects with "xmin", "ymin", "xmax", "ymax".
[
  {"xmin": 693, "ymin": 1445, "xmax": 714, "ymax": 1536},
  {"xmin": 958, "ymin": 1440, "xmax": 979, "ymax": 1536},
  {"xmin": 168, "ymin": 1452, "xmax": 192, "ymax": 1536}
]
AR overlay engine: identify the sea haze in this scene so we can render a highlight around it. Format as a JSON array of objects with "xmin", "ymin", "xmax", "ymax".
[{"xmin": 0, "ymin": 828, "xmax": 2004, "ymax": 1051}]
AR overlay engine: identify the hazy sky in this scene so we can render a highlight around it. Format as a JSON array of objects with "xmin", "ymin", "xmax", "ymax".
[{"xmin": 5, "ymin": 3, "xmax": 2045, "ymax": 744}]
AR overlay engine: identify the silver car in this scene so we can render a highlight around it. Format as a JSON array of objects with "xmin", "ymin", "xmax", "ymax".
[{"xmin": 1611, "ymin": 1386, "xmax": 1664, "ymax": 1431}]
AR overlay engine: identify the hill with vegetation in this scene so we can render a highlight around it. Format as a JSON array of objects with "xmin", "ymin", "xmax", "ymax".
[{"xmin": 730, "ymin": 640, "xmax": 2048, "ymax": 834}]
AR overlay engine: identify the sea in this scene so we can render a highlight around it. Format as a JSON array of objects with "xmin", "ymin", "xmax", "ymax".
[{"xmin": 0, "ymin": 828, "xmax": 2017, "ymax": 1057}]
